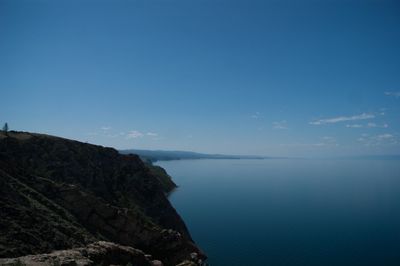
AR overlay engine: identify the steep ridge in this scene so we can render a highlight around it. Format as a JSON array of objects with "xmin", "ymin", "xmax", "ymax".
[{"xmin": 0, "ymin": 131, "xmax": 205, "ymax": 265}]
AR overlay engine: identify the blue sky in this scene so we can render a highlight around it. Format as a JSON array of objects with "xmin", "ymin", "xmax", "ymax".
[{"xmin": 1, "ymin": 0, "xmax": 400, "ymax": 156}]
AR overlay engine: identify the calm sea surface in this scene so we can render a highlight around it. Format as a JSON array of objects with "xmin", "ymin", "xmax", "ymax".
[{"xmin": 158, "ymin": 159, "xmax": 400, "ymax": 266}]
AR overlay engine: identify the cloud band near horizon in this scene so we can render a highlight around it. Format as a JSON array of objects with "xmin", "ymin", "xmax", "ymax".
[{"xmin": 310, "ymin": 113, "xmax": 375, "ymax": 125}]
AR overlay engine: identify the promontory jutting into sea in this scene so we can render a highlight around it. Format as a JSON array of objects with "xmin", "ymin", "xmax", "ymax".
[{"xmin": 1, "ymin": 0, "xmax": 400, "ymax": 265}]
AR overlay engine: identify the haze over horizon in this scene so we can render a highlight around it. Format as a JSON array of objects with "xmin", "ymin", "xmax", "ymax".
[{"xmin": 1, "ymin": 0, "xmax": 400, "ymax": 157}]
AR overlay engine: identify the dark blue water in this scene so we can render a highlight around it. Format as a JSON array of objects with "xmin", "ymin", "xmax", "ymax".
[{"xmin": 158, "ymin": 159, "xmax": 400, "ymax": 266}]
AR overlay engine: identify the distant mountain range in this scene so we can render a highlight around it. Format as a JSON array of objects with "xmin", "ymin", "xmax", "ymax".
[
  {"xmin": 119, "ymin": 149, "xmax": 283, "ymax": 162},
  {"xmin": 119, "ymin": 149, "xmax": 400, "ymax": 162}
]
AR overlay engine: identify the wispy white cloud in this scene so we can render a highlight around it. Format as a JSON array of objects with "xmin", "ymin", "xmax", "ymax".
[
  {"xmin": 310, "ymin": 113, "xmax": 375, "ymax": 125},
  {"xmin": 368, "ymin": 122, "xmax": 389, "ymax": 128},
  {"xmin": 92, "ymin": 128, "xmax": 158, "ymax": 140},
  {"xmin": 385, "ymin": 91, "xmax": 400, "ymax": 98},
  {"xmin": 346, "ymin": 124, "xmax": 363, "ymax": 128},
  {"xmin": 104, "ymin": 132, "xmax": 125, "ymax": 138},
  {"xmin": 377, "ymin": 133, "xmax": 394, "ymax": 140},
  {"xmin": 346, "ymin": 122, "xmax": 388, "ymax": 129},
  {"xmin": 272, "ymin": 120, "xmax": 288, "ymax": 130},
  {"xmin": 126, "ymin": 130, "xmax": 144, "ymax": 139},
  {"xmin": 251, "ymin": 112, "xmax": 260, "ymax": 119},
  {"xmin": 357, "ymin": 133, "xmax": 398, "ymax": 146},
  {"xmin": 315, "ymin": 136, "xmax": 338, "ymax": 147}
]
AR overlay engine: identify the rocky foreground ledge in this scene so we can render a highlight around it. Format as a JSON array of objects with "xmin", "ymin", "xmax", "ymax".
[
  {"xmin": 0, "ymin": 241, "xmax": 201, "ymax": 266},
  {"xmin": 0, "ymin": 131, "xmax": 206, "ymax": 265}
]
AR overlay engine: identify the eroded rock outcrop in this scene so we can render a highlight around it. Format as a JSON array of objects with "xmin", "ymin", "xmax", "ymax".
[{"xmin": 0, "ymin": 241, "xmax": 156, "ymax": 266}]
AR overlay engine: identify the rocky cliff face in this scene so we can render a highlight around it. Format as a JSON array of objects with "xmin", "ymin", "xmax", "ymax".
[{"xmin": 0, "ymin": 131, "xmax": 206, "ymax": 265}]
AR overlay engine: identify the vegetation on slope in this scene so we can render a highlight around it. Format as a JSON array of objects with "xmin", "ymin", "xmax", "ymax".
[{"xmin": 0, "ymin": 131, "xmax": 205, "ymax": 265}]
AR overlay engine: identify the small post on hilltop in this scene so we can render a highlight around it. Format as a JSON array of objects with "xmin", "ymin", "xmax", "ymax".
[{"xmin": 2, "ymin": 122, "xmax": 8, "ymax": 136}]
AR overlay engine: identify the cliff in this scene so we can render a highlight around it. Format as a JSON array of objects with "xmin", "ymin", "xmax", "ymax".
[{"xmin": 0, "ymin": 131, "xmax": 205, "ymax": 266}]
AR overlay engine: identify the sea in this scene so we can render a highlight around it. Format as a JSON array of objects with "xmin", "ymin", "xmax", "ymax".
[{"xmin": 158, "ymin": 158, "xmax": 400, "ymax": 266}]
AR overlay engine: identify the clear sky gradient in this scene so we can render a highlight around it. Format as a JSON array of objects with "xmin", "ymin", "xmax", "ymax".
[{"xmin": 1, "ymin": 0, "xmax": 400, "ymax": 156}]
